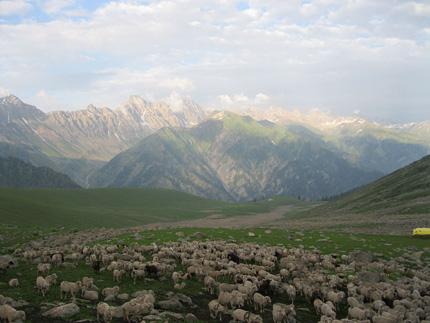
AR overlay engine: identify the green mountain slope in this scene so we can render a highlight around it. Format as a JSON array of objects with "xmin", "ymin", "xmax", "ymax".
[
  {"xmin": 0, "ymin": 157, "xmax": 81, "ymax": 189},
  {"xmin": 90, "ymin": 112, "xmax": 383, "ymax": 201},
  {"xmin": 306, "ymin": 155, "xmax": 430, "ymax": 216}
]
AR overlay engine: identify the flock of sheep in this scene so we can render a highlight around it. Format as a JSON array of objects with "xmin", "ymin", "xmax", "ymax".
[{"xmin": 0, "ymin": 231, "xmax": 430, "ymax": 322}]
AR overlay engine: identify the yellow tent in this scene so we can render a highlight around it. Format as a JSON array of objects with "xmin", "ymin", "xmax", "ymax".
[{"xmin": 413, "ymin": 228, "xmax": 430, "ymax": 236}]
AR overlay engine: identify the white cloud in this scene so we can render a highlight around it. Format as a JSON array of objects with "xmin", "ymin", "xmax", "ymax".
[
  {"xmin": 0, "ymin": 87, "xmax": 11, "ymax": 97},
  {"xmin": 0, "ymin": 0, "xmax": 32, "ymax": 16},
  {"xmin": 214, "ymin": 93, "xmax": 272, "ymax": 110},
  {"xmin": 157, "ymin": 77, "xmax": 195, "ymax": 92},
  {"xmin": 0, "ymin": 0, "xmax": 429, "ymax": 122}
]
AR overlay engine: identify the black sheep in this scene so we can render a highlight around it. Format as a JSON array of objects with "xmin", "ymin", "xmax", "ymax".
[
  {"xmin": 145, "ymin": 264, "xmax": 158, "ymax": 279},
  {"xmin": 228, "ymin": 251, "xmax": 240, "ymax": 264}
]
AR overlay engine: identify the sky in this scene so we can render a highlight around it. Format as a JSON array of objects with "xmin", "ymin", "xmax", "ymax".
[{"xmin": 0, "ymin": 0, "xmax": 429, "ymax": 123}]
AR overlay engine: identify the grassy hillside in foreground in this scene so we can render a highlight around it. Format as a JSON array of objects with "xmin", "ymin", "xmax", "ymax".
[
  {"xmin": 0, "ymin": 187, "xmax": 300, "ymax": 229},
  {"xmin": 305, "ymin": 155, "xmax": 430, "ymax": 216}
]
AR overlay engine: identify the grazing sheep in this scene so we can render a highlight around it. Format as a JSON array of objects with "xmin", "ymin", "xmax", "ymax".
[
  {"xmin": 8, "ymin": 279, "xmax": 18, "ymax": 288},
  {"xmin": 96, "ymin": 302, "xmax": 112, "ymax": 323},
  {"xmin": 36, "ymin": 276, "xmax": 50, "ymax": 297},
  {"xmin": 174, "ymin": 282, "xmax": 186, "ymax": 290},
  {"xmin": 204, "ymin": 276, "xmax": 216, "ymax": 295},
  {"xmin": 45, "ymin": 273, "xmax": 57, "ymax": 285},
  {"xmin": 144, "ymin": 264, "xmax": 158, "ymax": 279},
  {"xmin": 92, "ymin": 260, "xmax": 102, "ymax": 275},
  {"xmin": 121, "ymin": 301, "xmax": 153, "ymax": 322},
  {"xmin": 131, "ymin": 269, "xmax": 146, "ymax": 285},
  {"xmin": 208, "ymin": 300, "xmax": 226, "ymax": 321},
  {"xmin": 60, "ymin": 281, "xmax": 82, "ymax": 300},
  {"xmin": 321, "ymin": 303, "xmax": 336, "ymax": 319},
  {"xmin": 0, "ymin": 304, "xmax": 26, "ymax": 323},
  {"xmin": 102, "ymin": 286, "xmax": 120, "ymax": 297},
  {"xmin": 51, "ymin": 253, "xmax": 64, "ymax": 266},
  {"xmin": 273, "ymin": 303, "xmax": 288, "ymax": 323},
  {"xmin": 253, "ymin": 292, "xmax": 271, "ymax": 313},
  {"xmin": 113, "ymin": 269, "xmax": 126, "ymax": 284},
  {"xmin": 348, "ymin": 306, "xmax": 372, "ymax": 320},
  {"xmin": 82, "ymin": 290, "xmax": 99, "ymax": 301},
  {"xmin": 82, "ymin": 277, "xmax": 94, "ymax": 289},
  {"xmin": 37, "ymin": 263, "xmax": 51, "ymax": 277},
  {"xmin": 232, "ymin": 309, "xmax": 262, "ymax": 323}
]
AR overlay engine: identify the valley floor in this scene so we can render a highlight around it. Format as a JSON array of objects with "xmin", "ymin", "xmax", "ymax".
[{"xmin": 134, "ymin": 204, "xmax": 425, "ymax": 236}]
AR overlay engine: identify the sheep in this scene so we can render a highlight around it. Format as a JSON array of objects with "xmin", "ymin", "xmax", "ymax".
[
  {"xmin": 102, "ymin": 286, "xmax": 120, "ymax": 297},
  {"xmin": 92, "ymin": 260, "xmax": 102, "ymax": 275},
  {"xmin": 283, "ymin": 284, "xmax": 296, "ymax": 304},
  {"xmin": 82, "ymin": 290, "xmax": 99, "ymax": 301},
  {"xmin": 348, "ymin": 306, "xmax": 372, "ymax": 321},
  {"xmin": 60, "ymin": 281, "xmax": 82, "ymax": 300},
  {"xmin": 113, "ymin": 269, "xmax": 125, "ymax": 284},
  {"xmin": 204, "ymin": 276, "xmax": 216, "ymax": 295},
  {"xmin": 144, "ymin": 264, "xmax": 158, "ymax": 279},
  {"xmin": 171, "ymin": 271, "xmax": 182, "ymax": 285},
  {"xmin": 174, "ymin": 282, "xmax": 186, "ymax": 290},
  {"xmin": 51, "ymin": 253, "xmax": 64, "ymax": 266},
  {"xmin": 8, "ymin": 279, "xmax": 18, "ymax": 288},
  {"xmin": 273, "ymin": 303, "xmax": 288, "ymax": 323},
  {"xmin": 314, "ymin": 299, "xmax": 324, "ymax": 316},
  {"xmin": 208, "ymin": 300, "xmax": 226, "ymax": 321},
  {"xmin": 232, "ymin": 309, "xmax": 252, "ymax": 323},
  {"xmin": 36, "ymin": 276, "xmax": 50, "ymax": 297},
  {"xmin": 45, "ymin": 273, "xmax": 57, "ymax": 285},
  {"xmin": 131, "ymin": 269, "xmax": 146, "ymax": 285},
  {"xmin": 37, "ymin": 263, "xmax": 51, "ymax": 277},
  {"xmin": 121, "ymin": 301, "xmax": 153, "ymax": 322},
  {"xmin": 82, "ymin": 277, "xmax": 94, "ymax": 289},
  {"xmin": 327, "ymin": 290, "xmax": 345, "ymax": 310},
  {"xmin": 253, "ymin": 292, "xmax": 271, "ymax": 313},
  {"xmin": 232, "ymin": 309, "xmax": 263, "ymax": 323},
  {"xmin": 0, "ymin": 304, "xmax": 26, "ymax": 323},
  {"xmin": 96, "ymin": 302, "xmax": 112, "ymax": 323},
  {"xmin": 321, "ymin": 303, "xmax": 336, "ymax": 319}
]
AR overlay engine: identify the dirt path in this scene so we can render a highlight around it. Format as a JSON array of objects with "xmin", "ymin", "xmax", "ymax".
[{"xmin": 144, "ymin": 205, "xmax": 294, "ymax": 230}]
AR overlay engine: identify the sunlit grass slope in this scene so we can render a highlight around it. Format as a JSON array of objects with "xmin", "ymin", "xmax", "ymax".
[{"xmin": 0, "ymin": 187, "xmax": 296, "ymax": 229}]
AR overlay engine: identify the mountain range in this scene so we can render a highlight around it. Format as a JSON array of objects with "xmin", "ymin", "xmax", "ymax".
[{"xmin": 1, "ymin": 94, "xmax": 429, "ymax": 201}]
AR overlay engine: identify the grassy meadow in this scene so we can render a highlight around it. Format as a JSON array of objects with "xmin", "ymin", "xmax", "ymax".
[
  {"xmin": 0, "ymin": 187, "xmax": 298, "ymax": 229},
  {"xmin": 1, "ymin": 226, "xmax": 429, "ymax": 322}
]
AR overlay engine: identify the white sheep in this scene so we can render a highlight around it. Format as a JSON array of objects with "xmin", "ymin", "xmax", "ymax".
[
  {"xmin": 321, "ymin": 303, "xmax": 336, "ymax": 319},
  {"xmin": 82, "ymin": 277, "xmax": 94, "ymax": 289},
  {"xmin": 273, "ymin": 303, "xmax": 288, "ymax": 323},
  {"xmin": 174, "ymin": 282, "xmax": 186, "ymax": 290},
  {"xmin": 113, "ymin": 269, "xmax": 125, "ymax": 284},
  {"xmin": 253, "ymin": 292, "xmax": 271, "ymax": 313},
  {"xmin": 60, "ymin": 280, "xmax": 82, "ymax": 300},
  {"xmin": 36, "ymin": 276, "xmax": 50, "ymax": 297},
  {"xmin": 0, "ymin": 304, "xmax": 26, "ymax": 323},
  {"xmin": 204, "ymin": 276, "xmax": 216, "ymax": 295},
  {"xmin": 121, "ymin": 301, "xmax": 153, "ymax": 322},
  {"xmin": 8, "ymin": 279, "xmax": 18, "ymax": 288},
  {"xmin": 45, "ymin": 273, "xmax": 57, "ymax": 285},
  {"xmin": 102, "ymin": 286, "xmax": 120, "ymax": 297},
  {"xmin": 82, "ymin": 290, "xmax": 99, "ymax": 301},
  {"xmin": 37, "ymin": 263, "xmax": 51, "ymax": 277},
  {"xmin": 208, "ymin": 300, "xmax": 226, "ymax": 321},
  {"xmin": 96, "ymin": 302, "xmax": 112, "ymax": 323},
  {"xmin": 131, "ymin": 269, "xmax": 146, "ymax": 285}
]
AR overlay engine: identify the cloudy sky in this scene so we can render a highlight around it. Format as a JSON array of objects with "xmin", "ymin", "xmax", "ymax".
[{"xmin": 1, "ymin": 0, "xmax": 429, "ymax": 123}]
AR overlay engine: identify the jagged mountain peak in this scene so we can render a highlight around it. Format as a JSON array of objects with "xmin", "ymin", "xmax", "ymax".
[{"xmin": 1, "ymin": 94, "xmax": 23, "ymax": 106}]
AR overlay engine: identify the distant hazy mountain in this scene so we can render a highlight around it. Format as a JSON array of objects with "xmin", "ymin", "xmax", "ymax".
[
  {"xmin": 305, "ymin": 154, "xmax": 430, "ymax": 216},
  {"xmin": 0, "ymin": 156, "xmax": 81, "ymax": 189},
  {"xmin": 90, "ymin": 111, "xmax": 383, "ymax": 201},
  {"xmin": 1, "ymin": 94, "xmax": 429, "ymax": 196},
  {"xmin": 0, "ymin": 94, "xmax": 206, "ymax": 186},
  {"xmin": 234, "ymin": 106, "xmax": 430, "ymax": 174}
]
